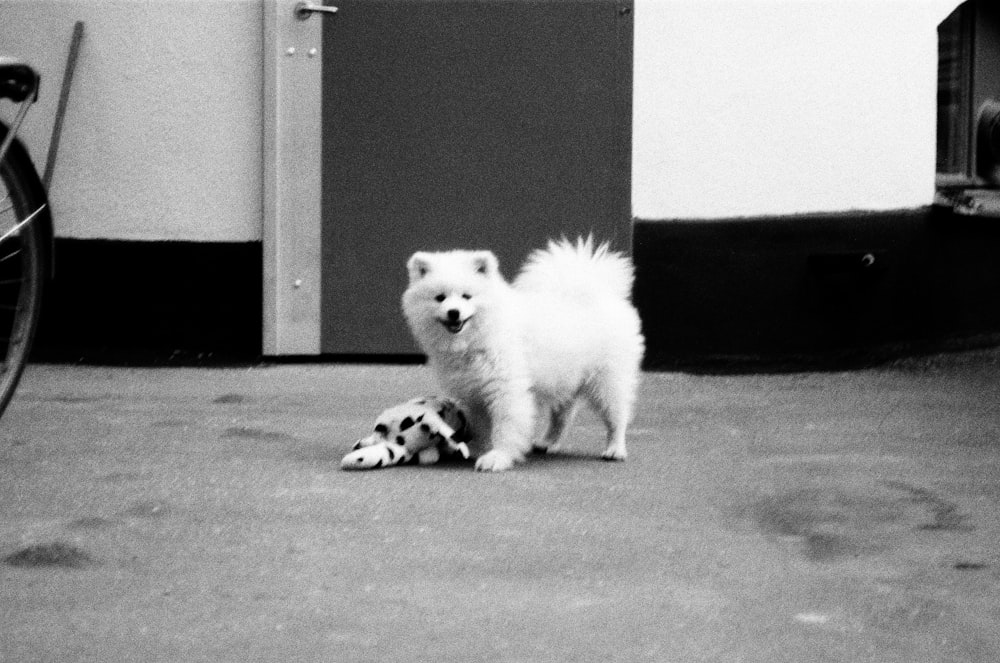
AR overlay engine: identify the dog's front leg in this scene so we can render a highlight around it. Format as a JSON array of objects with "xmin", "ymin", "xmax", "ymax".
[{"xmin": 474, "ymin": 389, "xmax": 535, "ymax": 472}]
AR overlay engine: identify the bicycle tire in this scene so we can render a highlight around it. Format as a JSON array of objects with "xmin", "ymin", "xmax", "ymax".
[{"xmin": 0, "ymin": 122, "xmax": 51, "ymax": 420}]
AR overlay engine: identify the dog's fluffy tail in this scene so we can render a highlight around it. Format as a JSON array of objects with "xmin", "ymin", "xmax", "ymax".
[{"xmin": 515, "ymin": 235, "xmax": 635, "ymax": 301}]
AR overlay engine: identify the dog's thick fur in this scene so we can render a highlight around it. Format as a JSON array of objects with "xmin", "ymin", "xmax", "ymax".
[{"xmin": 401, "ymin": 237, "xmax": 644, "ymax": 472}]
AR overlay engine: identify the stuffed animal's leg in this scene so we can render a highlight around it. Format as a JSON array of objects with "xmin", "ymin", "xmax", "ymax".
[
  {"xmin": 415, "ymin": 412, "xmax": 470, "ymax": 460},
  {"xmin": 340, "ymin": 440, "xmax": 408, "ymax": 470}
]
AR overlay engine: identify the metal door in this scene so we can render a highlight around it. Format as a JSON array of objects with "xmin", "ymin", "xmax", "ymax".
[{"xmin": 265, "ymin": 0, "xmax": 633, "ymax": 355}]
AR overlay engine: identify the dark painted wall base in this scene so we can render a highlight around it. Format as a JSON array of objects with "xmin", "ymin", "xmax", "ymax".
[
  {"xmin": 634, "ymin": 206, "xmax": 1000, "ymax": 371},
  {"xmin": 33, "ymin": 240, "xmax": 262, "ymax": 365},
  {"xmin": 31, "ymin": 207, "xmax": 1000, "ymax": 371}
]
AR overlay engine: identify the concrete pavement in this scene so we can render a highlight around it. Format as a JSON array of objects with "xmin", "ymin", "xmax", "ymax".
[{"xmin": 2, "ymin": 355, "xmax": 1000, "ymax": 662}]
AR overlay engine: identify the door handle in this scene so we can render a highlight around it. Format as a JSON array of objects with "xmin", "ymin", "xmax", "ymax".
[{"xmin": 295, "ymin": 2, "xmax": 338, "ymax": 19}]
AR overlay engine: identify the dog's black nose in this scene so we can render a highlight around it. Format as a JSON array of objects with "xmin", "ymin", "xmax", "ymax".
[{"xmin": 446, "ymin": 309, "xmax": 460, "ymax": 321}]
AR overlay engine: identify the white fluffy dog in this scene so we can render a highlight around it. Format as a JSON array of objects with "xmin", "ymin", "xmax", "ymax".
[{"xmin": 401, "ymin": 236, "xmax": 644, "ymax": 472}]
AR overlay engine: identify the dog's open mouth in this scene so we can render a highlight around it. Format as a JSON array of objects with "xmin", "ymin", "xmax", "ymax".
[{"xmin": 440, "ymin": 318, "xmax": 468, "ymax": 334}]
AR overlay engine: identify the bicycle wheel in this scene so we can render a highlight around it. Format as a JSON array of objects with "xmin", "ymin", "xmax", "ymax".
[{"xmin": 0, "ymin": 123, "xmax": 51, "ymax": 419}]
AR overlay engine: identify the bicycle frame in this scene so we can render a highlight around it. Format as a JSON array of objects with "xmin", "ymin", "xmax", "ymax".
[
  {"xmin": 0, "ymin": 59, "xmax": 54, "ymax": 277},
  {"xmin": 0, "ymin": 95, "xmax": 32, "ymax": 169},
  {"xmin": 0, "ymin": 57, "xmax": 39, "ymax": 173},
  {"xmin": 0, "ymin": 117, "xmax": 55, "ymax": 281}
]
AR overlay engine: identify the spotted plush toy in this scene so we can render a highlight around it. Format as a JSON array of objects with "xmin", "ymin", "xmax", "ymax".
[{"xmin": 340, "ymin": 396, "xmax": 471, "ymax": 470}]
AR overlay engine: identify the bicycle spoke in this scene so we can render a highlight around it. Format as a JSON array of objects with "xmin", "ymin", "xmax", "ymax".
[
  {"xmin": 0, "ymin": 204, "xmax": 44, "ymax": 245},
  {"xmin": 0, "ymin": 247, "xmax": 22, "ymax": 264}
]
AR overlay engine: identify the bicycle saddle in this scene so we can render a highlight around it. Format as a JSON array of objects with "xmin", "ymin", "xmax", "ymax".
[{"xmin": 0, "ymin": 58, "xmax": 39, "ymax": 103}]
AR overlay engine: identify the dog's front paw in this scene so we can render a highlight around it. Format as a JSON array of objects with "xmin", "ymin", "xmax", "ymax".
[
  {"xmin": 600, "ymin": 442, "xmax": 627, "ymax": 461},
  {"xmin": 601, "ymin": 448, "xmax": 627, "ymax": 461},
  {"xmin": 475, "ymin": 449, "xmax": 516, "ymax": 472}
]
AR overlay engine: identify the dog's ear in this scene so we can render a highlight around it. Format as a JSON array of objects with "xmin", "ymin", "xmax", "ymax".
[
  {"xmin": 471, "ymin": 251, "xmax": 498, "ymax": 277},
  {"xmin": 407, "ymin": 253, "xmax": 433, "ymax": 281}
]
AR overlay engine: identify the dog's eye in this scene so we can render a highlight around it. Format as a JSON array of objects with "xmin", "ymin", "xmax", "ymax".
[
  {"xmin": 374, "ymin": 423, "xmax": 389, "ymax": 435},
  {"xmin": 434, "ymin": 294, "xmax": 446, "ymax": 303},
  {"xmin": 461, "ymin": 293, "xmax": 471, "ymax": 300}
]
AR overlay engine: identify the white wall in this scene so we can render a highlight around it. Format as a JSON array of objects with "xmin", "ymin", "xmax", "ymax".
[
  {"xmin": 0, "ymin": 0, "xmax": 262, "ymax": 241},
  {"xmin": 633, "ymin": 0, "xmax": 962, "ymax": 219},
  {"xmin": 0, "ymin": 0, "xmax": 964, "ymax": 240}
]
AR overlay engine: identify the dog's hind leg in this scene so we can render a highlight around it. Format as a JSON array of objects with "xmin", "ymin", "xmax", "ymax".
[
  {"xmin": 533, "ymin": 399, "xmax": 580, "ymax": 454},
  {"xmin": 585, "ymin": 371, "xmax": 638, "ymax": 461}
]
